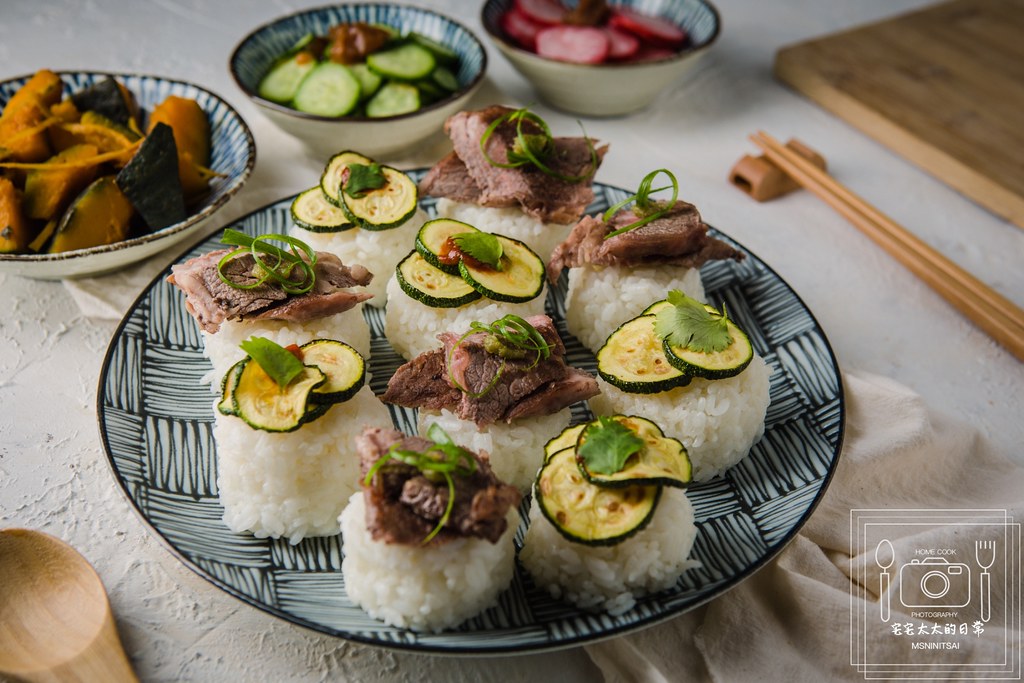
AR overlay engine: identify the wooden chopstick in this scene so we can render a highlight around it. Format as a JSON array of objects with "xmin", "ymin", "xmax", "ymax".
[{"xmin": 749, "ymin": 131, "xmax": 1024, "ymax": 362}]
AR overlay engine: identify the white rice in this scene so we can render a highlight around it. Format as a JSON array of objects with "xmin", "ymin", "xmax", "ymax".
[
  {"xmin": 291, "ymin": 208, "xmax": 428, "ymax": 304},
  {"xmin": 215, "ymin": 386, "xmax": 391, "ymax": 544},
  {"xmin": 589, "ymin": 354, "xmax": 771, "ymax": 482},
  {"xmin": 340, "ymin": 492, "xmax": 520, "ymax": 632},
  {"xmin": 520, "ymin": 487, "xmax": 698, "ymax": 615},
  {"xmin": 383, "ymin": 272, "xmax": 547, "ymax": 360},
  {"xmin": 434, "ymin": 198, "xmax": 573, "ymax": 262},
  {"xmin": 201, "ymin": 308, "xmax": 371, "ymax": 388},
  {"xmin": 563, "ymin": 263, "xmax": 705, "ymax": 354},
  {"xmin": 418, "ymin": 407, "xmax": 572, "ymax": 492}
]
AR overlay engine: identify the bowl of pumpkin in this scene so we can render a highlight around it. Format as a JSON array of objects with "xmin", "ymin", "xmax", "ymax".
[
  {"xmin": 229, "ymin": 4, "xmax": 487, "ymax": 157},
  {"xmin": 0, "ymin": 69, "xmax": 255, "ymax": 279}
]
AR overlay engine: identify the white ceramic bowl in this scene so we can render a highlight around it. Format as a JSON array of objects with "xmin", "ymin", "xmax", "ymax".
[
  {"xmin": 481, "ymin": 0, "xmax": 720, "ymax": 117},
  {"xmin": 0, "ymin": 71, "xmax": 255, "ymax": 280},
  {"xmin": 230, "ymin": 4, "xmax": 487, "ymax": 157}
]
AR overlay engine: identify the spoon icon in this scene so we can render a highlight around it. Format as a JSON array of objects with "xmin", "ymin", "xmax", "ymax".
[
  {"xmin": 875, "ymin": 538, "xmax": 895, "ymax": 623},
  {"xmin": 0, "ymin": 528, "xmax": 138, "ymax": 682}
]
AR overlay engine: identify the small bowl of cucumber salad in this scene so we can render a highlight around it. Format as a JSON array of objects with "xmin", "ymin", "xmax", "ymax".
[{"xmin": 230, "ymin": 4, "xmax": 487, "ymax": 156}]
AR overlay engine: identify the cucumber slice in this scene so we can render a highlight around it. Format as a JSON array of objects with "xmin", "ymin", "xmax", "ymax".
[
  {"xmin": 290, "ymin": 187, "xmax": 354, "ymax": 233},
  {"xmin": 575, "ymin": 415, "xmax": 691, "ymax": 489},
  {"xmin": 544, "ymin": 423, "xmax": 586, "ymax": 460},
  {"xmin": 257, "ymin": 53, "xmax": 316, "ymax": 103},
  {"xmin": 292, "ymin": 62, "xmax": 361, "ymax": 117},
  {"xmin": 597, "ymin": 314, "xmax": 690, "ymax": 394},
  {"xmin": 349, "ymin": 63, "xmax": 382, "ymax": 101},
  {"xmin": 365, "ymin": 82, "xmax": 420, "ymax": 118},
  {"xmin": 458, "ymin": 235, "xmax": 544, "ymax": 303},
  {"xmin": 232, "ymin": 361, "xmax": 326, "ymax": 433},
  {"xmin": 431, "ymin": 65, "xmax": 459, "ymax": 91},
  {"xmin": 367, "ymin": 42, "xmax": 436, "ymax": 80},
  {"xmin": 409, "ymin": 32, "xmax": 460, "ymax": 65},
  {"xmin": 536, "ymin": 447, "xmax": 661, "ymax": 547},
  {"xmin": 413, "ymin": 78, "xmax": 445, "ymax": 105},
  {"xmin": 300, "ymin": 339, "xmax": 365, "ymax": 404},
  {"xmin": 662, "ymin": 306, "xmax": 754, "ymax": 380},
  {"xmin": 396, "ymin": 250, "xmax": 481, "ymax": 308},
  {"xmin": 339, "ymin": 164, "xmax": 418, "ymax": 230},
  {"xmin": 415, "ymin": 218, "xmax": 479, "ymax": 274},
  {"xmin": 217, "ymin": 359, "xmax": 245, "ymax": 416},
  {"xmin": 319, "ymin": 150, "xmax": 373, "ymax": 208}
]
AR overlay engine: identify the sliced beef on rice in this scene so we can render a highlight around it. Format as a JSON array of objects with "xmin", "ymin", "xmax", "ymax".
[
  {"xmin": 381, "ymin": 314, "xmax": 599, "ymax": 426},
  {"xmin": 417, "ymin": 151, "xmax": 486, "ymax": 205},
  {"xmin": 356, "ymin": 426, "xmax": 521, "ymax": 546},
  {"xmin": 546, "ymin": 200, "xmax": 745, "ymax": 282},
  {"xmin": 418, "ymin": 105, "xmax": 609, "ymax": 225},
  {"xmin": 168, "ymin": 248, "xmax": 373, "ymax": 333}
]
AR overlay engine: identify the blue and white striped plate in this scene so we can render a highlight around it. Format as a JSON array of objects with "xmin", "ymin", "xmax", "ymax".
[
  {"xmin": 0, "ymin": 71, "xmax": 255, "ymax": 279},
  {"xmin": 98, "ymin": 175, "xmax": 844, "ymax": 654}
]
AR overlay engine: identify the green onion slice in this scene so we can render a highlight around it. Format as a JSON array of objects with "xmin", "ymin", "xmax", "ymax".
[
  {"xmin": 217, "ymin": 229, "xmax": 318, "ymax": 295},
  {"xmin": 603, "ymin": 169, "xmax": 680, "ymax": 239},
  {"xmin": 479, "ymin": 107, "xmax": 598, "ymax": 183}
]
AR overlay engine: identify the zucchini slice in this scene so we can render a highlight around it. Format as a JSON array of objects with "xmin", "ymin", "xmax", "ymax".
[
  {"xmin": 575, "ymin": 415, "xmax": 691, "ymax": 489},
  {"xmin": 396, "ymin": 250, "xmax": 481, "ymax": 308},
  {"xmin": 597, "ymin": 315, "xmax": 690, "ymax": 394},
  {"xmin": 536, "ymin": 448, "xmax": 661, "ymax": 547},
  {"xmin": 290, "ymin": 187, "xmax": 354, "ymax": 233},
  {"xmin": 458, "ymin": 235, "xmax": 544, "ymax": 303},
  {"xmin": 662, "ymin": 305, "xmax": 754, "ymax": 380},
  {"xmin": 339, "ymin": 165, "xmax": 418, "ymax": 230},
  {"xmin": 544, "ymin": 423, "xmax": 587, "ymax": 460},
  {"xmin": 319, "ymin": 150, "xmax": 373, "ymax": 208},
  {"xmin": 232, "ymin": 361, "xmax": 326, "ymax": 433},
  {"xmin": 217, "ymin": 359, "xmax": 245, "ymax": 416},
  {"xmin": 299, "ymin": 339, "xmax": 365, "ymax": 404},
  {"xmin": 415, "ymin": 218, "xmax": 479, "ymax": 274},
  {"xmin": 641, "ymin": 299, "xmax": 673, "ymax": 316}
]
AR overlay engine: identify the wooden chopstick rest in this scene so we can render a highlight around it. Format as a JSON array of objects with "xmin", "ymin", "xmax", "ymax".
[{"xmin": 729, "ymin": 139, "xmax": 827, "ymax": 201}]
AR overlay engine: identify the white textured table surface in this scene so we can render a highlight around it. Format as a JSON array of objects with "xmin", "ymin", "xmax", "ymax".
[{"xmin": 1, "ymin": 1, "xmax": 1022, "ymax": 681}]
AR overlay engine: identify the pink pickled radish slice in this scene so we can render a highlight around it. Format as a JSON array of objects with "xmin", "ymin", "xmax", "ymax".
[
  {"xmin": 604, "ymin": 26, "xmax": 639, "ymax": 60},
  {"xmin": 514, "ymin": 0, "xmax": 567, "ymax": 25},
  {"xmin": 535, "ymin": 25, "xmax": 610, "ymax": 64},
  {"xmin": 502, "ymin": 9, "xmax": 544, "ymax": 50},
  {"xmin": 609, "ymin": 7, "xmax": 687, "ymax": 47}
]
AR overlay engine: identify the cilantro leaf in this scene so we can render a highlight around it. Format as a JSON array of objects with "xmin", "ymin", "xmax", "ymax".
[
  {"xmin": 343, "ymin": 163, "xmax": 386, "ymax": 198},
  {"xmin": 452, "ymin": 231, "xmax": 504, "ymax": 270},
  {"xmin": 654, "ymin": 290, "xmax": 732, "ymax": 353},
  {"xmin": 577, "ymin": 416, "xmax": 644, "ymax": 475},
  {"xmin": 239, "ymin": 336, "xmax": 304, "ymax": 387}
]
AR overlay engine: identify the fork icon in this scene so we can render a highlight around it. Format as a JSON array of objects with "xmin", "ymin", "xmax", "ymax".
[{"xmin": 976, "ymin": 540, "xmax": 996, "ymax": 623}]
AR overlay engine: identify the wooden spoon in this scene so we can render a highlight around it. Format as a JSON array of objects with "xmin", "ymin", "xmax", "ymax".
[{"xmin": 0, "ymin": 529, "xmax": 137, "ymax": 683}]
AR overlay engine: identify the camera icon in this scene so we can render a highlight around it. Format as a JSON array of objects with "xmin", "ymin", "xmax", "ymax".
[{"xmin": 899, "ymin": 557, "xmax": 972, "ymax": 608}]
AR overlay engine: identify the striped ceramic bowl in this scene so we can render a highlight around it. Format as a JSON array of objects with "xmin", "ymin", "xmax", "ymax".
[
  {"xmin": 482, "ymin": 0, "xmax": 720, "ymax": 117},
  {"xmin": 0, "ymin": 71, "xmax": 255, "ymax": 280},
  {"xmin": 230, "ymin": 4, "xmax": 487, "ymax": 157}
]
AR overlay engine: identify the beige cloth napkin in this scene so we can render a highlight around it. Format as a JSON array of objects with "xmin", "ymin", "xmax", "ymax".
[{"xmin": 587, "ymin": 372, "xmax": 1023, "ymax": 682}]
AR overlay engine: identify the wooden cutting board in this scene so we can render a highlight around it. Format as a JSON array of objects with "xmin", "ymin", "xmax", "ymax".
[{"xmin": 774, "ymin": 0, "xmax": 1024, "ymax": 229}]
